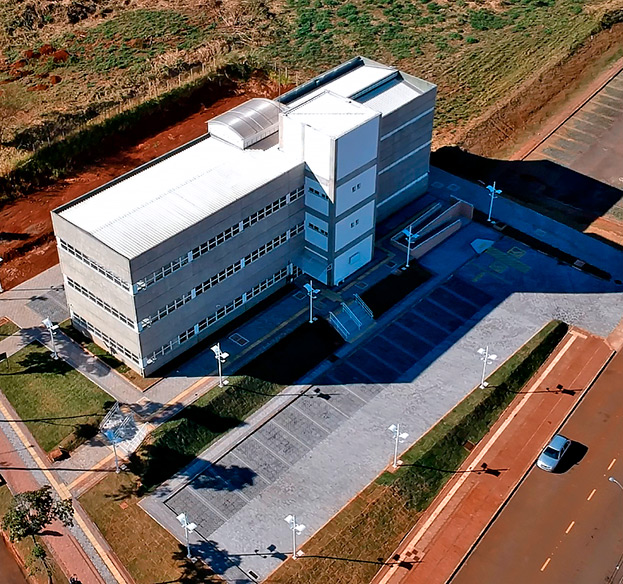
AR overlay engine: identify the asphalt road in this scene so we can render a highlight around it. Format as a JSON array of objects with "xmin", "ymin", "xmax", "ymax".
[{"xmin": 452, "ymin": 350, "xmax": 623, "ymax": 584}]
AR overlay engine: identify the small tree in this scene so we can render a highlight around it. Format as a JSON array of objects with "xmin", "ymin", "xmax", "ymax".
[
  {"xmin": 2, "ymin": 485, "xmax": 74, "ymax": 543},
  {"xmin": 2, "ymin": 486, "xmax": 74, "ymax": 582}
]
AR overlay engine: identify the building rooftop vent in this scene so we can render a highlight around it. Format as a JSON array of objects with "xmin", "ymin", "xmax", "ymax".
[{"xmin": 208, "ymin": 98, "xmax": 283, "ymax": 149}]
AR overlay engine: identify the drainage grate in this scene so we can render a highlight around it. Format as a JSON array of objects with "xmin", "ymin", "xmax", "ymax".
[
  {"xmin": 294, "ymin": 291, "xmax": 306, "ymax": 300},
  {"xmin": 229, "ymin": 333, "xmax": 249, "ymax": 346},
  {"xmin": 447, "ymin": 183, "xmax": 460, "ymax": 191},
  {"xmin": 386, "ymin": 261, "xmax": 398, "ymax": 270},
  {"xmin": 355, "ymin": 281, "xmax": 368, "ymax": 289},
  {"xmin": 248, "ymin": 570, "xmax": 259, "ymax": 581}
]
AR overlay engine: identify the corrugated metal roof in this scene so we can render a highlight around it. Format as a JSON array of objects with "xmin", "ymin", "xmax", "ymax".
[
  {"xmin": 208, "ymin": 98, "xmax": 282, "ymax": 148},
  {"xmin": 357, "ymin": 78, "xmax": 423, "ymax": 115},
  {"xmin": 286, "ymin": 64, "xmax": 397, "ymax": 108},
  {"xmin": 59, "ymin": 134, "xmax": 300, "ymax": 259}
]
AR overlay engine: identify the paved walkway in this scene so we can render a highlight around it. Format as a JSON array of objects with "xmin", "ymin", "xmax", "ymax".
[
  {"xmin": 0, "ymin": 391, "xmax": 127, "ymax": 584},
  {"xmin": 371, "ymin": 328, "xmax": 614, "ymax": 584}
]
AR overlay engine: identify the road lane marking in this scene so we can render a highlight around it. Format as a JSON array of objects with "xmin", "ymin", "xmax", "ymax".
[
  {"xmin": 588, "ymin": 488, "xmax": 597, "ymax": 501},
  {"xmin": 565, "ymin": 521, "xmax": 575, "ymax": 534},
  {"xmin": 609, "ymin": 458, "xmax": 617, "ymax": 471},
  {"xmin": 541, "ymin": 558, "xmax": 551, "ymax": 572},
  {"xmin": 374, "ymin": 333, "xmax": 580, "ymax": 584}
]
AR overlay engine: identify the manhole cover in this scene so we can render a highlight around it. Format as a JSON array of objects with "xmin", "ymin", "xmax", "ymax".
[{"xmin": 355, "ymin": 281, "xmax": 368, "ymax": 289}]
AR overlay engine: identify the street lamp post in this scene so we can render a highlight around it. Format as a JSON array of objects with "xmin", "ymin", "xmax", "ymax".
[
  {"xmin": 402, "ymin": 224, "xmax": 414, "ymax": 270},
  {"xmin": 388, "ymin": 424, "xmax": 409, "ymax": 469},
  {"xmin": 284, "ymin": 514, "xmax": 305, "ymax": 560},
  {"xmin": 486, "ymin": 182, "xmax": 502, "ymax": 223},
  {"xmin": 176, "ymin": 513, "xmax": 197, "ymax": 560},
  {"xmin": 477, "ymin": 346, "xmax": 498, "ymax": 388},
  {"xmin": 210, "ymin": 343, "xmax": 229, "ymax": 387},
  {"xmin": 303, "ymin": 280, "xmax": 320, "ymax": 324},
  {"xmin": 42, "ymin": 318, "xmax": 60, "ymax": 360}
]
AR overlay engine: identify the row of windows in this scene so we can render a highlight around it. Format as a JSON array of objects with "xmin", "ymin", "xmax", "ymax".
[
  {"xmin": 66, "ymin": 278, "xmax": 135, "ymax": 329},
  {"xmin": 59, "ymin": 239, "xmax": 130, "ymax": 291},
  {"xmin": 136, "ymin": 186, "xmax": 304, "ymax": 292},
  {"xmin": 146, "ymin": 223, "xmax": 304, "ymax": 327},
  {"xmin": 148, "ymin": 265, "xmax": 301, "ymax": 362},
  {"xmin": 308, "ymin": 222, "xmax": 328, "ymax": 237},
  {"xmin": 308, "ymin": 186, "xmax": 329, "ymax": 200},
  {"xmin": 72, "ymin": 313, "xmax": 139, "ymax": 364}
]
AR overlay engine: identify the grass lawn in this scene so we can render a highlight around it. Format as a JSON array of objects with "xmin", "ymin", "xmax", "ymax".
[
  {"xmin": 79, "ymin": 473, "xmax": 219, "ymax": 584},
  {"xmin": 269, "ymin": 321, "xmax": 568, "ymax": 584},
  {"xmin": 59, "ymin": 321, "xmax": 158, "ymax": 391},
  {"xmin": 0, "ymin": 342, "xmax": 113, "ymax": 452},
  {"xmin": 0, "ymin": 485, "xmax": 68, "ymax": 584},
  {"xmin": 361, "ymin": 262, "xmax": 431, "ymax": 316},
  {"xmin": 0, "ymin": 318, "xmax": 19, "ymax": 338}
]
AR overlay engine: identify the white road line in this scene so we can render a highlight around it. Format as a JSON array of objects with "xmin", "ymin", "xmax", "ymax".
[
  {"xmin": 588, "ymin": 489, "xmax": 597, "ymax": 501},
  {"xmin": 374, "ymin": 333, "xmax": 579, "ymax": 584},
  {"xmin": 565, "ymin": 521, "xmax": 575, "ymax": 534},
  {"xmin": 608, "ymin": 458, "xmax": 617, "ymax": 471}
]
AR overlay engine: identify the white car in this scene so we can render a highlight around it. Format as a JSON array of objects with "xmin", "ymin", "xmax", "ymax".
[{"xmin": 537, "ymin": 434, "xmax": 571, "ymax": 472}]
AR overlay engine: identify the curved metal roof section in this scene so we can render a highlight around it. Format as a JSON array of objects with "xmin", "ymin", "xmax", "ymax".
[{"xmin": 208, "ymin": 98, "xmax": 283, "ymax": 149}]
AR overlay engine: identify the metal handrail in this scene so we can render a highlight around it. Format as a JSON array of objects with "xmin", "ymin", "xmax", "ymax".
[
  {"xmin": 329, "ymin": 311, "xmax": 350, "ymax": 339},
  {"xmin": 341, "ymin": 302, "xmax": 362, "ymax": 328},
  {"xmin": 353, "ymin": 294, "xmax": 373, "ymax": 319}
]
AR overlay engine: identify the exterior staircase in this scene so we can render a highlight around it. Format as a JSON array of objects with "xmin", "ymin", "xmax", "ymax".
[{"xmin": 329, "ymin": 294, "xmax": 375, "ymax": 341}]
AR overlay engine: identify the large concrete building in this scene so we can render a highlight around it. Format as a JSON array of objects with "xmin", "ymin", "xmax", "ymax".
[{"xmin": 52, "ymin": 57, "xmax": 436, "ymax": 376}]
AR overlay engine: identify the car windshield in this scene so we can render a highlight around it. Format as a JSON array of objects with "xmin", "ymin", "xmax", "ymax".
[{"xmin": 544, "ymin": 447, "xmax": 560, "ymax": 459}]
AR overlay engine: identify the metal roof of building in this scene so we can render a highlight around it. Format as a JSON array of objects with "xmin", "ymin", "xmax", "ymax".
[
  {"xmin": 208, "ymin": 98, "xmax": 283, "ymax": 149},
  {"xmin": 285, "ymin": 63, "xmax": 397, "ymax": 108},
  {"xmin": 284, "ymin": 91, "xmax": 378, "ymax": 137},
  {"xmin": 357, "ymin": 77, "xmax": 425, "ymax": 115},
  {"xmin": 58, "ymin": 133, "xmax": 300, "ymax": 259}
]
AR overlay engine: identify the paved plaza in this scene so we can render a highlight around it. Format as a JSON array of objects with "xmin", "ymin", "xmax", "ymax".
[{"xmin": 145, "ymin": 208, "xmax": 623, "ymax": 582}]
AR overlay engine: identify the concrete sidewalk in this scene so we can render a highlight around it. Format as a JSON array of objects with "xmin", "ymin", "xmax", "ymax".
[{"xmin": 371, "ymin": 328, "xmax": 614, "ymax": 584}]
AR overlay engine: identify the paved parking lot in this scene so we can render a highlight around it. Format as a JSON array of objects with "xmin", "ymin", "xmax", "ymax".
[
  {"xmin": 153, "ymin": 217, "xmax": 623, "ymax": 583},
  {"xmin": 166, "ymin": 276, "xmax": 494, "ymax": 539},
  {"xmin": 525, "ymin": 68, "xmax": 623, "ymax": 242}
]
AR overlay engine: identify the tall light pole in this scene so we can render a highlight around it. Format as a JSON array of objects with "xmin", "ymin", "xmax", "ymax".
[
  {"xmin": 477, "ymin": 346, "xmax": 498, "ymax": 388},
  {"xmin": 210, "ymin": 343, "xmax": 229, "ymax": 387},
  {"xmin": 388, "ymin": 424, "xmax": 409, "ymax": 469},
  {"xmin": 486, "ymin": 182, "xmax": 502, "ymax": 223},
  {"xmin": 610, "ymin": 476, "xmax": 623, "ymax": 491},
  {"xmin": 176, "ymin": 513, "xmax": 197, "ymax": 560},
  {"xmin": 303, "ymin": 280, "xmax": 320, "ymax": 324},
  {"xmin": 402, "ymin": 224, "xmax": 414, "ymax": 270},
  {"xmin": 42, "ymin": 318, "xmax": 60, "ymax": 360},
  {"xmin": 284, "ymin": 514, "xmax": 305, "ymax": 560}
]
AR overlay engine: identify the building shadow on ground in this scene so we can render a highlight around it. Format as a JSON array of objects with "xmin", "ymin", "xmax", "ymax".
[{"xmin": 431, "ymin": 146, "xmax": 623, "ymax": 251}]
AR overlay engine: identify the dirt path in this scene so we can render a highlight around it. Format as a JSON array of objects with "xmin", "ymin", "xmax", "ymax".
[{"xmin": 0, "ymin": 77, "xmax": 283, "ymax": 291}]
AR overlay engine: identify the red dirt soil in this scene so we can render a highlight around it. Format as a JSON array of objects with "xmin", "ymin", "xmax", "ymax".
[{"xmin": 0, "ymin": 77, "xmax": 285, "ymax": 290}]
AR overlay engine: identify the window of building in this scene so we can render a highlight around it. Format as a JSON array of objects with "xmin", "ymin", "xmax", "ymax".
[
  {"xmin": 308, "ymin": 222, "xmax": 328, "ymax": 237},
  {"xmin": 350, "ymin": 219, "xmax": 360, "ymax": 228}
]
